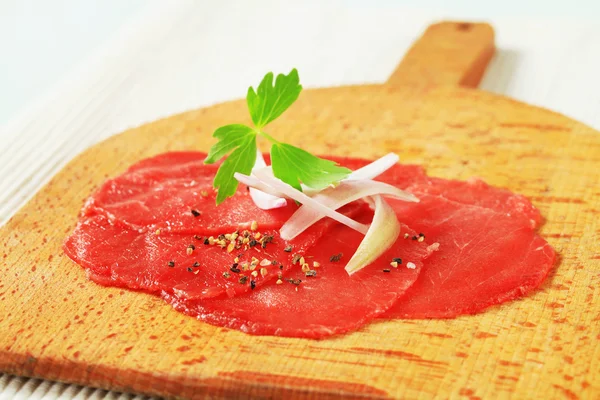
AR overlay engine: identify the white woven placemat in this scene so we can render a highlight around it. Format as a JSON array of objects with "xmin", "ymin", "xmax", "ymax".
[{"xmin": 1, "ymin": 1, "xmax": 599, "ymax": 398}]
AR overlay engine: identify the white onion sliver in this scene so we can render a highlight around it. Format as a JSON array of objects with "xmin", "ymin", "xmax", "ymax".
[
  {"xmin": 250, "ymin": 191, "xmax": 287, "ymax": 210},
  {"xmin": 244, "ymin": 150, "xmax": 288, "ymax": 210},
  {"xmin": 301, "ymin": 153, "xmax": 400, "ymax": 196},
  {"xmin": 253, "ymin": 149, "xmax": 268, "ymax": 169},
  {"xmin": 248, "ymin": 166, "xmax": 320, "ymax": 196},
  {"xmin": 346, "ymin": 153, "xmax": 399, "ymax": 181},
  {"xmin": 235, "ymin": 173, "xmax": 286, "ymax": 198},
  {"xmin": 253, "ymin": 167, "xmax": 369, "ymax": 235},
  {"xmin": 243, "ymin": 152, "xmax": 401, "ymax": 199},
  {"xmin": 242, "ymin": 182, "xmax": 287, "ymax": 209},
  {"xmin": 280, "ymin": 179, "xmax": 418, "ymax": 240},
  {"xmin": 345, "ymin": 195, "xmax": 401, "ymax": 275}
]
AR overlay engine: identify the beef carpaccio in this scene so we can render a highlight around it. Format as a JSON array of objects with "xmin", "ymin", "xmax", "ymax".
[{"xmin": 64, "ymin": 152, "xmax": 555, "ymax": 338}]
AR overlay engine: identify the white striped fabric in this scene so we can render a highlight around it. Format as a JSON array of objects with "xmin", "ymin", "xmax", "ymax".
[{"xmin": 0, "ymin": 374, "xmax": 154, "ymax": 399}]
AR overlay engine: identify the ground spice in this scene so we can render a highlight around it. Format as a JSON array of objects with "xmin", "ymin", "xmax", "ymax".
[{"xmin": 330, "ymin": 253, "xmax": 343, "ymax": 262}]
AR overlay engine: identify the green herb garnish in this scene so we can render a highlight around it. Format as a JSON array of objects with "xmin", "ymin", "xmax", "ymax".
[{"xmin": 204, "ymin": 69, "xmax": 351, "ymax": 204}]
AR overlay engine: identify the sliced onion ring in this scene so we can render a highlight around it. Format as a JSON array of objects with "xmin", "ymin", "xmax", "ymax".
[
  {"xmin": 252, "ymin": 167, "xmax": 369, "ymax": 235},
  {"xmin": 252, "ymin": 152, "xmax": 402, "ymax": 193},
  {"xmin": 346, "ymin": 153, "xmax": 399, "ymax": 181},
  {"xmin": 246, "ymin": 150, "xmax": 288, "ymax": 210},
  {"xmin": 345, "ymin": 195, "xmax": 401, "ymax": 275},
  {"xmin": 242, "ymin": 152, "xmax": 404, "ymax": 206},
  {"xmin": 236, "ymin": 173, "xmax": 288, "ymax": 200},
  {"xmin": 280, "ymin": 179, "xmax": 418, "ymax": 240}
]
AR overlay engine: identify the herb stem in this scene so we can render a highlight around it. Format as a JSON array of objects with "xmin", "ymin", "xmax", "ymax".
[{"xmin": 256, "ymin": 129, "xmax": 280, "ymax": 144}]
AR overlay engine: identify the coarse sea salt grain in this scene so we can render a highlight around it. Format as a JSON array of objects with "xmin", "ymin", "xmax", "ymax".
[{"xmin": 407, "ymin": 262, "xmax": 416, "ymax": 270}]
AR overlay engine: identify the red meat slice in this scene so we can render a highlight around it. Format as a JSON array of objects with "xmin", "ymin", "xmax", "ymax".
[
  {"xmin": 63, "ymin": 215, "xmax": 139, "ymax": 286},
  {"xmin": 332, "ymin": 156, "xmax": 553, "ymax": 317},
  {"xmin": 64, "ymin": 151, "xmax": 555, "ymax": 335},
  {"xmin": 327, "ymin": 156, "xmax": 540, "ymax": 226},
  {"xmin": 164, "ymin": 210, "xmax": 435, "ymax": 339},
  {"xmin": 405, "ymin": 177, "xmax": 541, "ymax": 228},
  {"xmin": 82, "ymin": 152, "xmax": 302, "ymax": 234},
  {"xmin": 65, "ymin": 204, "xmax": 363, "ymax": 299},
  {"xmin": 382, "ymin": 192, "xmax": 554, "ymax": 319},
  {"xmin": 65, "ymin": 151, "xmax": 370, "ymax": 299}
]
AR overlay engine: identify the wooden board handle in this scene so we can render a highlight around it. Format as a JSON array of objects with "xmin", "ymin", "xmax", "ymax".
[{"xmin": 387, "ymin": 21, "xmax": 495, "ymax": 88}]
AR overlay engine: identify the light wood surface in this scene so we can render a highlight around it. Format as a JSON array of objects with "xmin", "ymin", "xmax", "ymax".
[{"xmin": 1, "ymin": 22, "xmax": 598, "ymax": 399}]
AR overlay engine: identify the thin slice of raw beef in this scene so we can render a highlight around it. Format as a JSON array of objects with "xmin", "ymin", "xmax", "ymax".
[
  {"xmin": 405, "ymin": 177, "xmax": 541, "ymax": 228},
  {"xmin": 326, "ymin": 156, "xmax": 541, "ymax": 227},
  {"xmin": 65, "ymin": 202, "xmax": 364, "ymax": 299},
  {"xmin": 63, "ymin": 214, "xmax": 140, "ymax": 286},
  {"xmin": 82, "ymin": 152, "xmax": 303, "ymax": 234},
  {"xmin": 64, "ymin": 151, "xmax": 555, "ymax": 336},
  {"xmin": 328, "ymin": 156, "xmax": 553, "ymax": 318},
  {"xmin": 65, "ymin": 151, "xmax": 370, "ymax": 298},
  {"xmin": 164, "ymin": 210, "xmax": 435, "ymax": 339},
  {"xmin": 382, "ymin": 191, "xmax": 555, "ymax": 318}
]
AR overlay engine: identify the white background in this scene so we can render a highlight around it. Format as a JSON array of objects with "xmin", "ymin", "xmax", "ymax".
[
  {"xmin": 1, "ymin": 0, "xmax": 599, "ymax": 399},
  {"xmin": 2, "ymin": 0, "xmax": 600, "ymax": 128}
]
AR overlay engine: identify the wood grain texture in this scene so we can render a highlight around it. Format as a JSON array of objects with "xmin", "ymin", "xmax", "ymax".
[
  {"xmin": 1, "ymin": 23, "xmax": 599, "ymax": 400},
  {"xmin": 387, "ymin": 21, "xmax": 495, "ymax": 88}
]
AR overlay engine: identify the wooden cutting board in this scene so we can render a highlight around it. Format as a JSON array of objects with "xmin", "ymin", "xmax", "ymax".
[{"xmin": 1, "ymin": 22, "xmax": 599, "ymax": 399}]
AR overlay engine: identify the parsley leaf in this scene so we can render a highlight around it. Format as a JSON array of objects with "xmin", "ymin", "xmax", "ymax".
[
  {"xmin": 247, "ymin": 69, "xmax": 302, "ymax": 128},
  {"xmin": 205, "ymin": 69, "xmax": 350, "ymax": 205},
  {"xmin": 212, "ymin": 134, "xmax": 257, "ymax": 204},
  {"xmin": 271, "ymin": 143, "xmax": 351, "ymax": 191},
  {"xmin": 205, "ymin": 124, "xmax": 257, "ymax": 204},
  {"xmin": 205, "ymin": 124, "xmax": 255, "ymax": 164}
]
